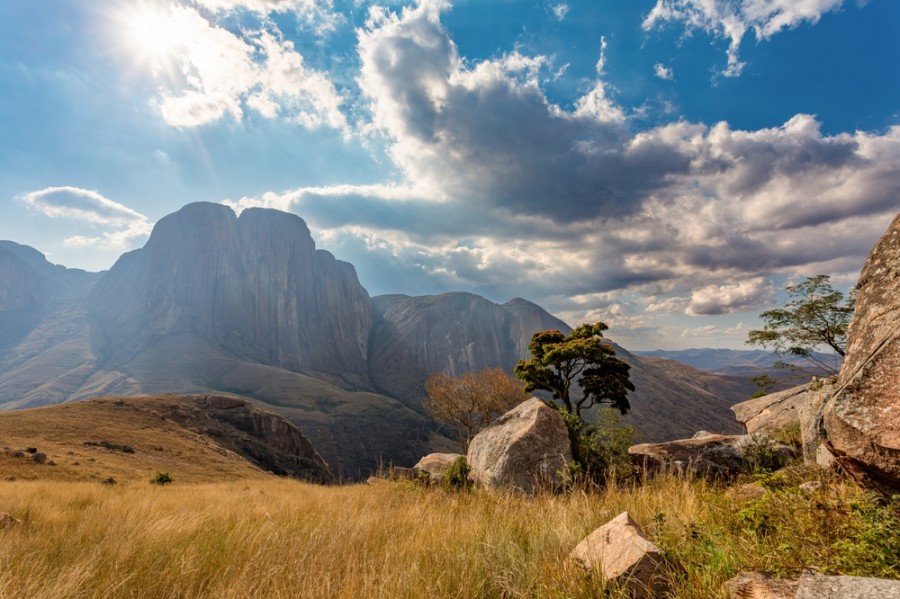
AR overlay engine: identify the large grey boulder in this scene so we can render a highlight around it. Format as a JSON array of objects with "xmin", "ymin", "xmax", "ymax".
[
  {"xmin": 821, "ymin": 213, "xmax": 900, "ymax": 494},
  {"xmin": 467, "ymin": 398, "xmax": 571, "ymax": 494},
  {"xmin": 629, "ymin": 432, "xmax": 795, "ymax": 480},
  {"xmin": 569, "ymin": 512, "xmax": 670, "ymax": 599}
]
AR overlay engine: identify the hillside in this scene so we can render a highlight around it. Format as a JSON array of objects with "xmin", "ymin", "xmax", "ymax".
[
  {"xmin": 0, "ymin": 203, "xmax": 759, "ymax": 475},
  {"xmin": 0, "ymin": 394, "xmax": 331, "ymax": 484}
]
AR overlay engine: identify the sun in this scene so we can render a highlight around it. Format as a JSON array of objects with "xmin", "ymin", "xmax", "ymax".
[{"xmin": 120, "ymin": 3, "xmax": 187, "ymax": 69}]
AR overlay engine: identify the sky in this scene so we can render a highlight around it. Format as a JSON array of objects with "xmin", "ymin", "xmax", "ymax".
[{"xmin": 1, "ymin": 0, "xmax": 898, "ymax": 351}]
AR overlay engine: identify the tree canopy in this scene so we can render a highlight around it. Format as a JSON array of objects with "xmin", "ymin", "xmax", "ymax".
[
  {"xmin": 747, "ymin": 275, "xmax": 855, "ymax": 375},
  {"xmin": 514, "ymin": 322, "xmax": 634, "ymax": 418},
  {"xmin": 423, "ymin": 368, "xmax": 528, "ymax": 450}
]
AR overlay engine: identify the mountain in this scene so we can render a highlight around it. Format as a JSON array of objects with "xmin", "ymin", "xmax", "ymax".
[
  {"xmin": 0, "ymin": 203, "xmax": 751, "ymax": 476},
  {"xmin": 634, "ymin": 348, "xmax": 841, "ymax": 379}
]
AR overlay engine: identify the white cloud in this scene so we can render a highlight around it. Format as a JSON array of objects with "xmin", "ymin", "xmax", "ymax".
[
  {"xmin": 19, "ymin": 187, "xmax": 153, "ymax": 250},
  {"xmin": 135, "ymin": 5, "xmax": 346, "ymax": 130},
  {"xmin": 193, "ymin": 0, "xmax": 340, "ymax": 34},
  {"xmin": 687, "ymin": 277, "xmax": 774, "ymax": 315},
  {"xmin": 643, "ymin": 0, "xmax": 846, "ymax": 76},
  {"xmin": 551, "ymin": 3, "xmax": 569, "ymax": 21},
  {"xmin": 654, "ymin": 63, "xmax": 674, "ymax": 80}
]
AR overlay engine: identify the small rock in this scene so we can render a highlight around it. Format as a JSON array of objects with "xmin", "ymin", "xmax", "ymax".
[
  {"xmin": 0, "ymin": 512, "xmax": 21, "ymax": 528},
  {"xmin": 569, "ymin": 512, "xmax": 670, "ymax": 599},
  {"xmin": 727, "ymin": 483, "xmax": 767, "ymax": 502},
  {"xmin": 797, "ymin": 481, "xmax": 822, "ymax": 496},
  {"xmin": 31, "ymin": 452, "xmax": 47, "ymax": 464}
]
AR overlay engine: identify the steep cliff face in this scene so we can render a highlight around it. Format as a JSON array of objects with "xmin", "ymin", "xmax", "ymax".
[
  {"xmin": 89, "ymin": 203, "xmax": 372, "ymax": 381},
  {"xmin": 369, "ymin": 292, "xmax": 569, "ymax": 404}
]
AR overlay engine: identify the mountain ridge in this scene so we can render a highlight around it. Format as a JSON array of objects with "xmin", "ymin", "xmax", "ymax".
[{"xmin": 0, "ymin": 203, "xmax": 754, "ymax": 475}]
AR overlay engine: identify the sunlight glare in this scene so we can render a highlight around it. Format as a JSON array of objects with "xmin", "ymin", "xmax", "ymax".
[{"xmin": 122, "ymin": 3, "xmax": 187, "ymax": 69}]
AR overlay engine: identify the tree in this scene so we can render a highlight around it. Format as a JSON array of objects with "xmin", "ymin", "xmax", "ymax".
[
  {"xmin": 747, "ymin": 275, "xmax": 855, "ymax": 375},
  {"xmin": 423, "ymin": 368, "xmax": 528, "ymax": 451},
  {"xmin": 514, "ymin": 323, "xmax": 634, "ymax": 418},
  {"xmin": 514, "ymin": 323, "xmax": 635, "ymax": 476}
]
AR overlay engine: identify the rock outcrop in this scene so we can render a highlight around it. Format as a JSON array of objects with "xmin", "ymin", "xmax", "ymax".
[
  {"xmin": 629, "ymin": 432, "xmax": 795, "ymax": 480},
  {"xmin": 569, "ymin": 512, "xmax": 670, "ymax": 599},
  {"xmin": 368, "ymin": 293, "xmax": 567, "ymax": 405},
  {"xmin": 89, "ymin": 203, "xmax": 373, "ymax": 381},
  {"xmin": 726, "ymin": 571, "xmax": 900, "ymax": 599},
  {"xmin": 414, "ymin": 452, "xmax": 464, "ymax": 483},
  {"xmin": 160, "ymin": 394, "xmax": 334, "ymax": 483},
  {"xmin": 467, "ymin": 398, "xmax": 571, "ymax": 494},
  {"xmin": 821, "ymin": 213, "xmax": 900, "ymax": 494}
]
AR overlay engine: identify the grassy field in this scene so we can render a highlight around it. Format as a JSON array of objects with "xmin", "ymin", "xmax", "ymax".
[{"xmin": 1, "ymin": 464, "xmax": 897, "ymax": 599}]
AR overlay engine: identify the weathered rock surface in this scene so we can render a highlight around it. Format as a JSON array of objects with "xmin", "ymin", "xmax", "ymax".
[
  {"xmin": 467, "ymin": 398, "xmax": 571, "ymax": 494},
  {"xmin": 569, "ymin": 512, "xmax": 670, "ymax": 599},
  {"xmin": 414, "ymin": 452, "xmax": 464, "ymax": 483},
  {"xmin": 821, "ymin": 213, "xmax": 900, "ymax": 494},
  {"xmin": 727, "ymin": 571, "xmax": 900, "ymax": 599},
  {"xmin": 164, "ymin": 394, "xmax": 334, "ymax": 483},
  {"xmin": 629, "ymin": 432, "xmax": 795, "ymax": 480},
  {"xmin": 727, "ymin": 571, "xmax": 799, "ymax": 599},
  {"xmin": 369, "ymin": 293, "xmax": 567, "ymax": 406},
  {"xmin": 90, "ymin": 203, "xmax": 373, "ymax": 381},
  {"xmin": 732, "ymin": 385, "xmax": 808, "ymax": 436}
]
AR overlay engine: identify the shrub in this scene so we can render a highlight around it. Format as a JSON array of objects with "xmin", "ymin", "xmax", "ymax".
[
  {"xmin": 150, "ymin": 472, "xmax": 173, "ymax": 485},
  {"xmin": 742, "ymin": 434, "xmax": 788, "ymax": 474},
  {"xmin": 562, "ymin": 407, "xmax": 637, "ymax": 487},
  {"xmin": 441, "ymin": 456, "xmax": 471, "ymax": 491}
]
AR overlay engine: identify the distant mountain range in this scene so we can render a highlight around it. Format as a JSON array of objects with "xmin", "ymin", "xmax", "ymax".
[
  {"xmin": 633, "ymin": 348, "xmax": 842, "ymax": 379},
  {"xmin": 1, "ymin": 203, "xmax": 755, "ymax": 476}
]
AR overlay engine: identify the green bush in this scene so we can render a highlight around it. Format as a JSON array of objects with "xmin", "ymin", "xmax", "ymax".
[
  {"xmin": 441, "ymin": 456, "xmax": 471, "ymax": 491},
  {"xmin": 560, "ymin": 407, "xmax": 637, "ymax": 488},
  {"xmin": 150, "ymin": 472, "xmax": 173, "ymax": 485},
  {"xmin": 742, "ymin": 434, "xmax": 788, "ymax": 474}
]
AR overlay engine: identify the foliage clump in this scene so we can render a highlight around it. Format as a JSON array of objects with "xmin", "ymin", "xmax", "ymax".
[
  {"xmin": 84, "ymin": 440, "xmax": 135, "ymax": 454},
  {"xmin": 150, "ymin": 472, "xmax": 173, "ymax": 485},
  {"xmin": 423, "ymin": 368, "xmax": 527, "ymax": 450},
  {"xmin": 747, "ymin": 275, "xmax": 854, "ymax": 375},
  {"xmin": 441, "ymin": 456, "xmax": 472, "ymax": 492}
]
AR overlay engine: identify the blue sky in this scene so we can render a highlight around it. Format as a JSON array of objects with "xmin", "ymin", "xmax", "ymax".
[{"xmin": 1, "ymin": 0, "xmax": 898, "ymax": 350}]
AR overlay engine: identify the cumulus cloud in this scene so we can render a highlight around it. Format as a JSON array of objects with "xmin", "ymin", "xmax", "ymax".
[
  {"xmin": 654, "ymin": 63, "xmax": 674, "ymax": 80},
  {"xmin": 20, "ymin": 187, "xmax": 153, "ymax": 250},
  {"xmin": 139, "ymin": 4, "xmax": 346, "ymax": 130},
  {"xmin": 217, "ymin": 2, "xmax": 899, "ymax": 329},
  {"xmin": 687, "ymin": 277, "xmax": 774, "ymax": 315},
  {"xmin": 643, "ymin": 0, "xmax": 846, "ymax": 76}
]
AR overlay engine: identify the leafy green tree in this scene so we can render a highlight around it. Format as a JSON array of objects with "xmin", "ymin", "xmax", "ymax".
[
  {"xmin": 515, "ymin": 323, "xmax": 635, "ymax": 477},
  {"xmin": 747, "ymin": 275, "xmax": 855, "ymax": 375},
  {"xmin": 423, "ymin": 368, "xmax": 528, "ymax": 451}
]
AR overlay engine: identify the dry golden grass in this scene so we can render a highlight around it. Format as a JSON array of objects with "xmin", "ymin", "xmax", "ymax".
[
  {"xmin": 0, "ymin": 397, "xmax": 272, "ymax": 484},
  {"xmin": 1, "ymin": 465, "xmax": 895, "ymax": 599}
]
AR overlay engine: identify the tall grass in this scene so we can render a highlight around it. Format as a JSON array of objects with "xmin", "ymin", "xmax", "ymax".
[{"xmin": 0, "ymin": 466, "xmax": 896, "ymax": 598}]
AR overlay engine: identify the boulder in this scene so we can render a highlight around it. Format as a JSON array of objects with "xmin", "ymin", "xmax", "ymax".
[
  {"xmin": 795, "ymin": 574, "xmax": 900, "ymax": 598},
  {"xmin": 414, "ymin": 453, "xmax": 464, "ymax": 483},
  {"xmin": 569, "ymin": 512, "xmax": 669, "ymax": 599},
  {"xmin": 821, "ymin": 213, "xmax": 900, "ymax": 494},
  {"xmin": 732, "ymin": 385, "xmax": 808, "ymax": 436},
  {"xmin": 629, "ymin": 433, "xmax": 795, "ymax": 480},
  {"xmin": 726, "ymin": 571, "xmax": 799, "ymax": 599},
  {"xmin": 726, "ymin": 572, "xmax": 900, "ymax": 599},
  {"xmin": 732, "ymin": 378, "xmax": 837, "ymax": 465},
  {"xmin": 467, "ymin": 398, "xmax": 571, "ymax": 494}
]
